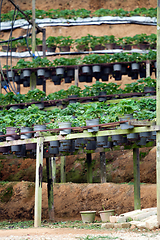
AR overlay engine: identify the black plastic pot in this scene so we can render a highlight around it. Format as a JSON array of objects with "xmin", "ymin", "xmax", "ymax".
[
  {"xmin": 144, "ymin": 86, "xmax": 156, "ymax": 96},
  {"xmin": 23, "ymin": 78, "xmax": 30, "ymax": 87},
  {"xmin": 98, "ymin": 91, "xmax": 107, "ymax": 102},
  {"xmin": 86, "ymin": 76, "xmax": 92, "ymax": 83},
  {"xmin": 68, "ymin": 95, "xmax": 78, "ymax": 104},
  {"xmin": 113, "ymin": 72, "xmax": 122, "ymax": 81},
  {"xmin": 65, "ymin": 77, "xmax": 72, "ymax": 83},
  {"xmin": 101, "ymin": 75, "xmax": 109, "ymax": 81},
  {"xmin": 79, "ymin": 75, "xmax": 87, "ymax": 82},
  {"xmin": 36, "ymin": 77, "xmax": 43, "ymax": 85}
]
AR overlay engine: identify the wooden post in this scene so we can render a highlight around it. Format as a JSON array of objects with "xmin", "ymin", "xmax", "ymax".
[
  {"xmin": 133, "ymin": 148, "xmax": 141, "ymax": 210},
  {"xmin": 61, "ymin": 156, "xmax": 66, "ymax": 183},
  {"xmin": 46, "ymin": 157, "xmax": 54, "ymax": 220},
  {"xmin": 30, "ymin": 0, "xmax": 36, "ymax": 90},
  {"xmin": 86, "ymin": 153, "xmax": 92, "ymax": 183},
  {"xmin": 52, "ymin": 157, "xmax": 56, "ymax": 183},
  {"xmin": 0, "ymin": 73, "xmax": 1, "ymax": 94},
  {"xmin": 32, "ymin": 0, "xmax": 36, "ymax": 54},
  {"xmin": 75, "ymin": 67, "xmax": 79, "ymax": 87},
  {"xmin": 30, "ymin": 72, "xmax": 36, "ymax": 90},
  {"xmin": 157, "ymin": 0, "xmax": 160, "ymax": 225},
  {"xmin": 100, "ymin": 152, "xmax": 106, "ymax": 183},
  {"xmin": 42, "ymin": 28, "xmax": 46, "ymax": 58},
  {"xmin": 34, "ymin": 137, "xmax": 43, "ymax": 227},
  {"xmin": 146, "ymin": 60, "xmax": 150, "ymax": 77}
]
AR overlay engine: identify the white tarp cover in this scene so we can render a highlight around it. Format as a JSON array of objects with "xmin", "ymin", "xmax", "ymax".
[
  {"xmin": 0, "ymin": 16, "xmax": 157, "ymax": 31},
  {"xmin": 0, "ymin": 49, "xmax": 152, "ymax": 58}
]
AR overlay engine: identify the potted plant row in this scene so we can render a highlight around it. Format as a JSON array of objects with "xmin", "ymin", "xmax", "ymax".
[{"xmin": 1, "ymin": 7, "xmax": 157, "ymax": 22}]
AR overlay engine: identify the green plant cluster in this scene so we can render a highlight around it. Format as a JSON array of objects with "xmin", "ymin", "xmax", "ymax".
[
  {"xmin": 7, "ymin": 51, "xmax": 156, "ymax": 71},
  {"xmin": 0, "ymin": 97, "xmax": 156, "ymax": 133},
  {"xmin": 0, "ymin": 77, "xmax": 156, "ymax": 105},
  {"xmin": 1, "ymin": 8, "xmax": 157, "ymax": 22},
  {"xmin": 0, "ymin": 34, "xmax": 156, "ymax": 51}
]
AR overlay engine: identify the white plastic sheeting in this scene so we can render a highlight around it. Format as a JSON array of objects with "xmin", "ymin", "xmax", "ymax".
[
  {"xmin": 0, "ymin": 16, "xmax": 157, "ymax": 31},
  {"xmin": 0, "ymin": 49, "xmax": 153, "ymax": 58}
]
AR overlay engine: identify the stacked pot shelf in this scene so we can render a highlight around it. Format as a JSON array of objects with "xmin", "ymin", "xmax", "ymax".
[{"xmin": 2, "ymin": 59, "xmax": 156, "ymax": 88}]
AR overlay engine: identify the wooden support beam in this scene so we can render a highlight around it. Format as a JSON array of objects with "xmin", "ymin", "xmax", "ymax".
[
  {"xmin": 52, "ymin": 157, "xmax": 56, "ymax": 183},
  {"xmin": 133, "ymin": 148, "xmax": 141, "ymax": 210},
  {"xmin": 34, "ymin": 137, "xmax": 43, "ymax": 227},
  {"xmin": 100, "ymin": 152, "xmax": 106, "ymax": 183},
  {"xmin": 46, "ymin": 157, "xmax": 54, "ymax": 221},
  {"xmin": 87, "ymin": 153, "xmax": 92, "ymax": 183},
  {"xmin": 30, "ymin": 72, "xmax": 36, "ymax": 90},
  {"xmin": 75, "ymin": 67, "xmax": 79, "ymax": 87},
  {"xmin": 146, "ymin": 60, "xmax": 150, "ymax": 77},
  {"xmin": 42, "ymin": 28, "xmax": 46, "ymax": 58},
  {"xmin": 61, "ymin": 156, "xmax": 66, "ymax": 183}
]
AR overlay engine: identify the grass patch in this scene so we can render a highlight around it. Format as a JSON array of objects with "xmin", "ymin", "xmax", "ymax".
[{"xmin": 0, "ymin": 220, "xmax": 34, "ymax": 229}]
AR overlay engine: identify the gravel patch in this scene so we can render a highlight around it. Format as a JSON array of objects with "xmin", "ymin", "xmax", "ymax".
[{"xmin": 1, "ymin": 231, "xmax": 160, "ymax": 240}]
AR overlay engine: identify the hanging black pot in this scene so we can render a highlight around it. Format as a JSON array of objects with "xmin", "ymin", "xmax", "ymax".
[
  {"xmin": 92, "ymin": 72, "xmax": 101, "ymax": 81},
  {"xmin": 104, "ymin": 141, "xmax": 113, "ymax": 148},
  {"xmin": 103, "ymin": 67, "xmax": 112, "ymax": 75},
  {"xmin": 52, "ymin": 75, "xmax": 61, "ymax": 85},
  {"xmin": 131, "ymin": 72, "xmax": 138, "ymax": 80},
  {"xmin": 144, "ymin": 86, "xmax": 156, "ymax": 96},
  {"xmin": 79, "ymin": 75, "xmax": 87, "ymax": 82},
  {"xmin": 101, "ymin": 75, "xmax": 109, "ymax": 81},
  {"xmin": 86, "ymin": 138, "xmax": 97, "ymax": 150},
  {"xmin": 86, "ymin": 119, "xmax": 99, "ymax": 132},
  {"xmin": 36, "ymin": 77, "xmax": 43, "ymax": 85},
  {"xmin": 59, "ymin": 140, "xmax": 71, "ymax": 152},
  {"xmin": 92, "ymin": 65, "xmax": 101, "ymax": 73},
  {"xmin": 127, "ymin": 133, "xmax": 139, "ymax": 140},
  {"xmin": 131, "ymin": 63, "xmax": 139, "ymax": 72},
  {"xmin": 113, "ymin": 72, "xmax": 122, "ymax": 81},
  {"xmin": 121, "ymin": 64, "xmax": 128, "ymax": 75},
  {"xmin": 67, "ymin": 69, "xmax": 74, "ymax": 77},
  {"xmin": 65, "ymin": 77, "xmax": 72, "ymax": 83},
  {"xmin": 98, "ymin": 91, "xmax": 107, "ymax": 102},
  {"xmin": 20, "ymin": 127, "xmax": 33, "ymax": 139},
  {"xmin": 49, "ymin": 146, "xmax": 59, "ymax": 154},
  {"xmin": 37, "ymin": 69, "xmax": 45, "ymax": 77},
  {"xmin": 23, "ymin": 70, "xmax": 31, "ymax": 78},
  {"xmin": 75, "ymin": 138, "xmax": 87, "ymax": 149},
  {"xmin": 15, "ymin": 75, "xmax": 23, "ymax": 84},
  {"xmin": 86, "ymin": 76, "xmax": 92, "ymax": 83},
  {"xmin": 50, "ymin": 140, "xmax": 59, "ymax": 148},
  {"xmin": 23, "ymin": 78, "xmax": 30, "ymax": 87},
  {"xmin": 68, "ymin": 95, "xmax": 78, "ymax": 104},
  {"xmin": 113, "ymin": 64, "xmax": 122, "ymax": 72},
  {"xmin": 97, "ymin": 136, "xmax": 108, "ymax": 147},
  {"xmin": 44, "ymin": 70, "xmax": 51, "ymax": 79},
  {"xmin": 139, "ymin": 64, "xmax": 146, "ymax": 78},
  {"xmin": 81, "ymin": 66, "xmax": 91, "ymax": 75},
  {"xmin": 56, "ymin": 67, "xmax": 64, "ymax": 76},
  {"xmin": 7, "ymin": 70, "xmax": 14, "ymax": 80}
]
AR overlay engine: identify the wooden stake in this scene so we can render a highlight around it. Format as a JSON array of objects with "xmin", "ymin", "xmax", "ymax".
[
  {"xmin": 100, "ymin": 152, "xmax": 106, "ymax": 183},
  {"xmin": 146, "ymin": 60, "xmax": 150, "ymax": 77},
  {"xmin": 75, "ymin": 67, "xmax": 79, "ymax": 87},
  {"xmin": 61, "ymin": 156, "xmax": 66, "ymax": 183},
  {"xmin": 133, "ymin": 148, "xmax": 141, "ymax": 210},
  {"xmin": 87, "ymin": 153, "xmax": 92, "ymax": 183},
  {"xmin": 52, "ymin": 157, "xmax": 56, "ymax": 183},
  {"xmin": 34, "ymin": 137, "xmax": 43, "ymax": 227},
  {"xmin": 157, "ymin": 0, "xmax": 160, "ymax": 225},
  {"xmin": 30, "ymin": 72, "xmax": 36, "ymax": 90},
  {"xmin": 46, "ymin": 157, "xmax": 54, "ymax": 220}
]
